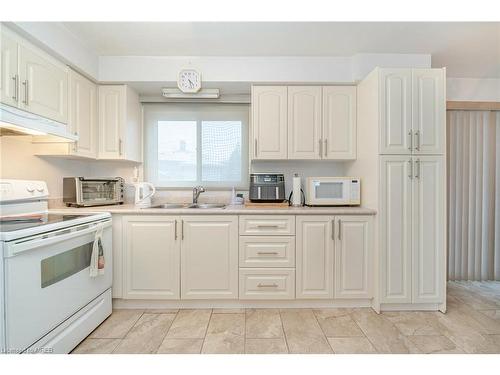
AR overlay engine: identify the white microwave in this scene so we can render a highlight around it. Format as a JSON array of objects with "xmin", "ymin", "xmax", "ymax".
[{"xmin": 305, "ymin": 177, "xmax": 361, "ymax": 206}]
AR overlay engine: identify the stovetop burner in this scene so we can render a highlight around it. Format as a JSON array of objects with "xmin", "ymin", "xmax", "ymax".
[{"xmin": 0, "ymin": 213, "xmax": 92, "ymax": 233}]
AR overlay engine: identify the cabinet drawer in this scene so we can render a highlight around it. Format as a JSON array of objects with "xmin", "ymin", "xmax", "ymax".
[
  {"xmin": 239, "ymin": 236, "xmax": 295, "ymax": 267},
  {"xmin": 239, "ymin": 215, "xmax": 295, "ymax": 235},
  {"xmin": 239, "ymin": 268, "xmax": 295, "ymax": 300}
]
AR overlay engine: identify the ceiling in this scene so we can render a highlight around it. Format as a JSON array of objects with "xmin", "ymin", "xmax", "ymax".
[{"xmin": 61, "ymin": 22, "xmax": 500, "ymax": 78}]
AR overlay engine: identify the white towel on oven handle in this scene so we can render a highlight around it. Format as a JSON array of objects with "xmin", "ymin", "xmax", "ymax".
[{"xmin": 90, "ymin": 224, "xmax": 104, "ymax": 277}]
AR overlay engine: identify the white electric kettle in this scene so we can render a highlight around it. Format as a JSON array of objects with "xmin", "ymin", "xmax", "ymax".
[{"xmin": 134, "ymin": 182, "xmax": 156, "ymax": 208}]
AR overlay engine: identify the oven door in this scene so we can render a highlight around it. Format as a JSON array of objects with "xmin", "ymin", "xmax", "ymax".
[
  {"xmin": 308, "ymin": 179, "xmax": 349, "ymax": 205},
  {"xmin": 3, "ymin": 219, "xmax": 112, "ymax": 352}
]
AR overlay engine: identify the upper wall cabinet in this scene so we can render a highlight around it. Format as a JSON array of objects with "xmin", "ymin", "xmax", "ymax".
[
  {"xmin": 322, "ymin": 86, "xmax": 357, "ymax": 160},
  {"xmin": 1, "ymin": 30, "xmax": 68, "ymax": 124},
  {"xmin": 251, "ymin": 85, "xmax": 357, "ymax": 161},
  {"xmin": 98, "ymin": 85, "xmax": 142, "ymax": 162},
  {"xmin": 379, "ymin": 68, "xmax": 445, "ymax": 155},
  {"xmin": 251, "ymin": 86, "xmax": 288, "ymax": 159},
  {"xmin": 288, "ymin": 86, "xmax": 322, "ymax": 159}
]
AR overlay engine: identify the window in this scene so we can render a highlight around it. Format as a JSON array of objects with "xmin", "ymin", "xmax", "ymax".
[{"xmin": 144, "ymin": 103, "xmax": 249, "ymax": 188}]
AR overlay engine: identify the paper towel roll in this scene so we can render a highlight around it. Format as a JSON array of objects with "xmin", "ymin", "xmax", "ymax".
[{"xmin": 292, "ymin": 173, "xmax": 302, "ymax": 206}]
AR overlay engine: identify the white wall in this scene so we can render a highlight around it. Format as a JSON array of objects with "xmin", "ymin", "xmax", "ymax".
[{"xmin": 447, "ymin": 78, "xmax": 500, "ymax": 101}]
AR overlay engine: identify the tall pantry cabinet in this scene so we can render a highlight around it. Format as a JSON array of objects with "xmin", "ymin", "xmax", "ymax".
[{"xmin": 354, "ymin": 67, "xmax": 446, "ymax": 312}]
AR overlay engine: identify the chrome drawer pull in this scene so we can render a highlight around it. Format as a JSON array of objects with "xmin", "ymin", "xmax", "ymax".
[
  {"xmin": 257, "ymin": 251, "xmax": 279, "ymax": 255},
  {"xmin": 257, "ymin": 283, "xmax": 278, "ymax": 288},
  {"xmin": 256, "ymin": 224, "xmax": 280, "ymax": 228}
]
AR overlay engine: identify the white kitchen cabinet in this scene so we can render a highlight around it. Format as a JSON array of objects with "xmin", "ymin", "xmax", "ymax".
[
  {"xmin": 379, "ymin": 69, "xmax": 412, "ymax": 155},
  {"xmin": 251, "ymin": 86, "xmax": 288, "ymax": 159},
  {"xmin": 180, "ymin": 216, "xmax": 238, "ymax": 299},
  {"xmin": 412, "ymin": 156, "xmax": 445, "ymax": 303},
  {"xmin": 122, "ymin": 216, "xmax": 180, "ymax": 299},
  {"xmin": 239, "ymin": 236, "xmax": 295, "ymax": 268},
  {"xmin": 379, "ymin": 156, "xmax": 413, "ymax": 303},
  {"xmin": 288, "ymin": 86, "xmax": 322, "ymax": 159},
  {"xmin": 334, "ymin": 216, "xmax": 372, "ymax": 299},
  {"xmin": 98, "ymin": 85, "xmax": 142, "ymax": 162},
  {"xmin": 68, "ymin": 69, "xmax": 97, "ymax": 158},
  {"xmin": 239, "ymin": 268, "xmax": 295, "ymax": 300},
  {"xmin": 18, "ymin": 44, "xmax": 68, "ymax": 124},
  {"xmin": 322, "ymin": 86, "xmax": 357, "ymax": 160},
  {"xmin": 0, "ymin": 32, "xmax": 18, "ymax": 108},
  {"xmin": 1, "ymin": 29, "xmax": 68, "ymax": 124},
  {"xmin": 412, "ymin": 69, "xmax": 445, "ymax": 155},
  {"xmin": 296, "ymin": 216, "xmax": 334, "ymax": 299},
  {"xmin": 379, "ymin": 155, "xmax": 445, "ymax": 304}
]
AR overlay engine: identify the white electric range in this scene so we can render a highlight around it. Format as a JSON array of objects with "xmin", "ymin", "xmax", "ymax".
[{"xmin": 0, "ymin": 179, "xmax": 113, "ymax": 354}]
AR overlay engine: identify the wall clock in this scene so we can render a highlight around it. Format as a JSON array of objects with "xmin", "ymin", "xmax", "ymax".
[{"xmin": 177, "ymin": 69, "xmax": 202, "ymax": 93}]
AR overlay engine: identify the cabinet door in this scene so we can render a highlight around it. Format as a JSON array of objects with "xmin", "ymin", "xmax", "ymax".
[
  {"xmin": 251, "ymin": 86, "xmax": 287, "ymax": 159},
  {"xmin": 412, "ymin": 156, "xmax": 445, "ymax": 303},
  {"xmin": 18, "ymin": 44, "xmax": 68, "ymax": 123},
  {"xmin": 122, "ymin": 216, "xmax": 180, "ymax": 299},
  {"xmin": 334, "ymin": 216, "xmax": 372, "ymax": 299},
  {"xmin": 379, "ymin": 69, "xmax": 412, "ymax": 154},
  {"xmin": 412, "ymin": 69, "xmax": 445, "ymax": 155},
  {"xmin": 181, "ymin": 216, "xmax": 238, "ymax": 299},
  {"xmin": 69, "ymin": 70, "xmax": 97, "ymax": 158},
  {"xmin": 379, "ymin": 156, "xmax": 412, "ymax": 303},
  {"xmin": 288, "ymin": 86, "xmax": 322, "ymax": 159},
  {"xmin": 98, "ymin": 85, "xmax": 124, "ymax": 159},
  {"xmin": 1, "ymin": 33, "xmax": 19, "ymax": 108},
  {"xmin": 296, "ymin": 216, "xmax": 334, "ymax": 299},
  {"xmin": 322, "ymin": 86, "xmax": 357, "ymax": 160}
]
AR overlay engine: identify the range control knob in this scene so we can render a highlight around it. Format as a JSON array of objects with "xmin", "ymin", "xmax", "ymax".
[{"xmin": 26, "ymin": 186, "xmax": 35, "ymax": 193}]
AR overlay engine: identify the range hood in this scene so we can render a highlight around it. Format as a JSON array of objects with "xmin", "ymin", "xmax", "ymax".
[{"xmin": 0, "ymin": 104, "xmax": 77, "ymax": 142}]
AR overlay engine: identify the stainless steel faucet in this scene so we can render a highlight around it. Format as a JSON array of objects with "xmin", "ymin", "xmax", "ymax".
[{"xmin": 192, "ymin": 186, "xmax": 205, "ymax": 204}]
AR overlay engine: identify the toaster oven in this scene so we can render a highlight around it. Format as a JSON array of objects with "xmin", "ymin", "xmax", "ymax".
[{"xmin": 63, "ymin": 177, "xmax": 124, "ymax": 207}]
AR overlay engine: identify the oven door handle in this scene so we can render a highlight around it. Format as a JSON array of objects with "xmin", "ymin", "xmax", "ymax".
[{"xmin": 7, "ymin": 220, "xmax": 112, "ymax": 257}]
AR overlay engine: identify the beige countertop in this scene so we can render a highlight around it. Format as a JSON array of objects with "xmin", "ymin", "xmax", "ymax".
[{"xmin": 50, "ymin": 203, "xmax": 376, "ymax": 216}]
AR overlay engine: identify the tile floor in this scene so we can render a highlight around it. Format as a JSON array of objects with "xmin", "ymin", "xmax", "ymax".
[{"xmin": 72, "ymin": 281, "xmax": 500, "ymax": 354}]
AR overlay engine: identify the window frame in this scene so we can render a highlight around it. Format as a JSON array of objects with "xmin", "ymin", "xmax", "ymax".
[{"xmin": 144, "ymin": 103, "xmax": 249, "ymax": 189}]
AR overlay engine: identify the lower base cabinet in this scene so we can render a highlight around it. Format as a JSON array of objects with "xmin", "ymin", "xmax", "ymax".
[
  {"xmin": 239, "ymin": 268, "xmax": 295, "ymax": 300},
  {"xmin": 296, "ymin": 215, "xmax": 373, "ymax": 300}
]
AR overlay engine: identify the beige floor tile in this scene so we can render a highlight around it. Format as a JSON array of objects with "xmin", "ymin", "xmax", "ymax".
[
  {"xmin": 280, "ymin": 309, "xmax": 332, "ymax": 354},
  {"xmin": 245, "ymin": 338, "xmax": 288, "ymax": 354},
  {"xmin": 382, "ymin": 312, "xmax": 444, "ymax": 336},
  {"xmin": 246, "ymin": 309, "xmax": 284, "ymax": 339},
  {"xmin": 202, "ymin": 313, "xmax": 245, "ymax": 354},
  {"xmin": 167, "ymin": 309, "xmax": 212, "ymax": 339},
  {"xmin": 213, "ymin": 308, "xmax": 246, "ymax": 314},
  {"xmin": 350, "ymin": 309, "xmax": 410, "ymax": 353},
  {"xmin": 89, "ymin": 309, "xmax": 144, "ymax": 339},
  {"xmin": 145, "ymin": 308, "xmax": 179, "ymax": 314},
  {"xmin": 113, "ymin": 313, "xmax": 176, "ymax": 354},
  {"xmin": 478, "ymin": 310, "xmax": 500, "ymax": 320},
  {"xmin": 406, "ymin": 335, "xmax": 458, "ymax": 354},
  {"xmin": 459, "ymin": 307, "xmax": 500, "ymax": 334},
  {"xmin": 312, "ymin": 308, "xmax": 353, "ymax": 318},
  {"xmin": 72, "ymin": 338, "xmax": 121, "ymax": 354},
  {"xmin": 314, "ymin": 310, "xmax": 364, "ymax": 337},
  {"xmin": 327, "ymin": 337, "xmax": 377, "ymax": 354},
  {"xmin": 157, "ymin": 338, "xmax": 204, "ymax": 354}
]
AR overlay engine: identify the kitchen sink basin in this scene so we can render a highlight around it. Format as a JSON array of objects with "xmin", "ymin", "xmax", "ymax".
[
  {"xmin": 148, "ymin": 203, "xmax": 187, "ymax": 209},
  {"xmin": 187, "ymin": 203, "xmax": 226, "ymax": 209}
]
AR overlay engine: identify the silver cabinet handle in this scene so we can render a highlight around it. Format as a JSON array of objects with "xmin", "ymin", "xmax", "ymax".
[
  {"xmin": 181, "ymin": 220, "xmax": 184, "ymax": 240},
  {"xmin": 338, "ymin": 219, "xmax": 341, "ymax": 240},
  {"xmin": 257, "ymin": 251, "xmax": 279, "ymax": 255},
  {"xmin": 415, "ymin": 159, "xmax": 420, "ymax": 179},
  {"xmin": 319, "ymin": 139, "xmax": 322, "ymax": 158},
  {"xmin": 257, "ymin": 283, "xmax": 278, "ymax": 288},
  {"xmin": 256, "ymin": 224, "xmax": 279, "ymax": 228},
  {"xmin": 331, "ymin": 219, "xmax": 335, "ymax": 240},
  {"xmin": 254, "ymin": 139, "xmax": 258, "ymax": 157},
  {"xmin": 415, "ymin": 131, "xmax": 420, "ymax": 151},
  {"xmin": 324, "ymin": 139, "xmax": 328, "ymax": 157},
  {"xmin": 12, "ymin": 75, "xmax": 19, "ymax": 101},
  {"xmin": 408, "ymin": 130, "xmax": 413, "ymax": 151},
  {"xmin": 118, "ymin": 138, "xmax": 123, "ymax": 156},
  {"xmin": 174, "ymin": 220, "xmax": 178, "ymax": 240},
  {"xmin": 22, "ymin": 80, "xmax": 28, "ymax": 105},
  {"xmin": 408, "ymin": 159, "xmax": 413, "ymax": 179}
]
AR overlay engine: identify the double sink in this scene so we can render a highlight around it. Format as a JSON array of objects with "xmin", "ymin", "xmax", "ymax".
[{"xmin": 148, "ymin": 203, "xmax": 226, "ymax": 209}]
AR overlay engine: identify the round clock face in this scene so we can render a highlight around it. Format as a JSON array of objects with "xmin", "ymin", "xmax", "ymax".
[{"xmin": 178, "ymin": 69, "xmax": 201, "ymax": 93}]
